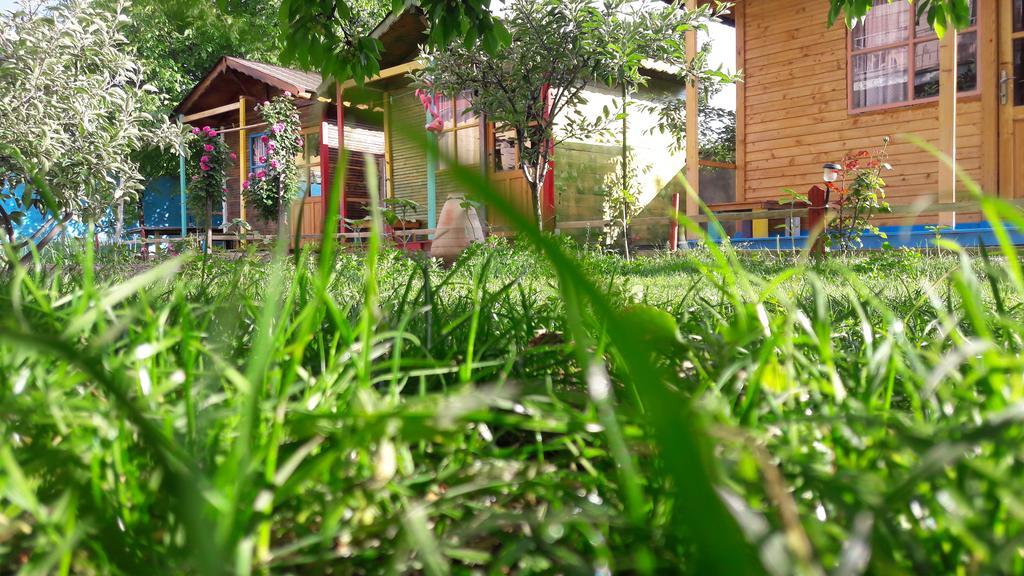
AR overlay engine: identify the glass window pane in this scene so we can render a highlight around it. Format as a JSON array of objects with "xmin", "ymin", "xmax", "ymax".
[
  {"xmin": 309, "ymin": 166, "xmax": 322, "ymax": 197},
  {"xmin": 251, "ymin": 133, "xmax": 269, "ymax": 169},
  {"xmin": 494, "ymin": 129, "xmax": 519, "ymax": 171},
  {"xmin": 852, "ymin": 47, "xmax": 908, "ymax": 108},
  {"xmin": 852, "ymin": 0, "xmax": 910, "ymax": 51},
  {"xmin": 436, "ymin": 95, "xmax": 455, "ymax": 130},
  {"xmin": 438, "ymin": 131, "xmax": 454, "ymax": 170},
  {"xmin": 917, "ymin": 0, "xmax": 975, "ymax": 37},
  {"xmin": 456, "ymin": 91, "xmax": 477, "ymax": 125},
  {"xmin": 956, "ymin": 31, "xmax": 978, "ymax": 92},
  {"xmin": 1015, "ymin": 38, "xmax": 1024, "ymax": 106},
  {"xmin": 457, "ymin": 126, "xmax": 480, "ymax": 166},
  {"xmin": 914, "ymin": 40, "xmax": 939, "ymax": 99},
  {"xmin": 913, "ymin": 33, "xmax": 977, "ymax": 99},
  {"xmin": 307, "ymin": 132, "xmax": 320, "ymax": 164},
  {"xmin": 297, "ymin": 168, "xmax": 309, "ymax": 199},
  {"xmin": 1015, "ymin": 0, "xmax": 1024, "ymax": 33}
]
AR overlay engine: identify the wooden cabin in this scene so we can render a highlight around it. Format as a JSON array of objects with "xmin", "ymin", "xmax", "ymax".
[
  {"xmin": 727, "ymin": 0, "xmax": 1011, "ymax": 241},
  {"xmin": 172, "ymin": 57, "xmax": 384, "ymax": 238}
]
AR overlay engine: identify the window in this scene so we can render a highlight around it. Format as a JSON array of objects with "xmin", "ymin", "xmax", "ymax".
[
  {"xmin": 437, "ymin": 91, "xmax": 481, "ymax": 169},
  {"xmin": 249, "ymin": 130, "xmax": 322, "ymax": 198},
  {"xmin": 492, "ymin": 128, "xmax": 522, "ymax": 172},
  {"xmin": 296, "ymin": 130, "xmax": 322, "ymax": 198},
  {"xmin": 850, "ymin": 0, "xmax": 978, "ymax": 110}
]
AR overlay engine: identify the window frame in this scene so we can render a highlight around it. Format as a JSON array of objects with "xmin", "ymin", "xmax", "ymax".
[
  {"xmin": 847, "ymin": 1, "xmax": 981, "ymax": 114},
  {"xmin": 437, "ymin": 91, "xmax": 482, "ymax": 171}
]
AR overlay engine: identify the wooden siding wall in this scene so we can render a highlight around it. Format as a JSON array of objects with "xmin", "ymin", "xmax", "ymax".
[
  {"xmin": 740, "ymin": 0, "xmax": 997, "ymax": 223},
  {"xmin": 390, "ymin": 91, "xmax": 430, "ymax": 221}
]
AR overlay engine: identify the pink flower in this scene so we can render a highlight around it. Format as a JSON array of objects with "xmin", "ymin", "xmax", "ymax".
[
  {"xmin": 256, "ymin": 169, "xmax": 267, "ymax": 179},
  {"xmin": 191, "ymin": 127, "xmax": 201, "ymax": 135},
  {"xmin": 258, "ymin": 155, "xmax": 267, "ymax": 164},
  {"xmin": 192, "ymin": 175, "xmax": 199, "ymax": 181},
  {"xmin": 223, "ymin": 187, "xmax": 229, "ymax": 193},
  {"xmin": 263, "ymin": 100, "xmax": 270, "ymax": 106},
  {"xmin": 267, "ymin": 142, "xmax": 276, "ymax": 152},
  {"xmin": 243, "ymin": 179, "xmax": 250, "ymax": 189},
  {"xmin": 200, "ymin": 155, "xmax": 210, "ymax": 163},
  {"xmin": 270, "ymin": 159, "xmax": 279, "ymax": 169},
  {"xmin": 203, "ymin": 144, "xmax": 214, "ymax": 152},
  {"xmin": 207, "ymin": 129, "xmax": 218, "ymax": 137},
  {"xmin": 260, "ymin": 135, "xmax": 269, "ymax": 143},
  {"xmin": 271, "ymin": 122, "xmax": 284, "ymax": 134},
  {"xmin": 229, "ymin": 152, "xmax": 237, "ymax": 160},
  {"xmin": 295, "ymin": 137, "xmax": 303, "ymax": 145},
  {"xmin": 283, "ymin": 91, "xmax": 292, "ymax": 97},
  {"xmin": 200, "ymin": 164, "xmax": 211, "ymax": 171}
]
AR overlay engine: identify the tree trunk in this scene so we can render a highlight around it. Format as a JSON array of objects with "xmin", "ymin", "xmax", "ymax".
[
  {"xmin": 114, "ymin": 199, "xmax": 124, "ymax": 244},
  {"xmin": 205, "ymin": 196, "xmax": 213, "ymax": 254}
]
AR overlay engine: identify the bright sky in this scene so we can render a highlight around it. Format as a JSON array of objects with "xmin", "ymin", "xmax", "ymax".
[
  {"xmin": 0, "ymin": 0, "xmax": 17, "ymax": 12},
  {"xmin": 705, "ymin": 21, "xmax": 737, "ymax": 112}
]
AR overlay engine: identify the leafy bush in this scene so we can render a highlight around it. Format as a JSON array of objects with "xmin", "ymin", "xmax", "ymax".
[{"xmin": 0, "ymin": 0, "xmax": 178, "ymax": 247}]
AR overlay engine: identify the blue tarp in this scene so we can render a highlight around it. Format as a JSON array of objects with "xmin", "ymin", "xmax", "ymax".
[{"xmin": 727, "ymin": 221, "xmax": 1024, "ymax": 250}]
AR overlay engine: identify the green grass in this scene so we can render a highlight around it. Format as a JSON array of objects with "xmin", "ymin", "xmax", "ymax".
[
  {"xmin": 2, "ymin": 233, "xmax": 1024, "ymax": 575},
  {"xmin": 4, "ymin": 147, "xmax": 1024, "ymax": 574}
]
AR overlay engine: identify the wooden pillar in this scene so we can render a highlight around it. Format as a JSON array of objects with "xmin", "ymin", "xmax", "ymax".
[
  {"xmin": 979, "ymin": 0, "xmax": 998, "ymax": 197},
  {"xmin": 238, "ymin": 97, "xmax": 247, "ymax": 222},
  {"xmin": 177, "ymin": 114, "xmax": 187, "ymax": 238},
  {"xmin": 320, "ymin": 105, "xmax": 331, "ymax": 229},
  {"xmin": 383, "ymin": 91, "xmax": 394, "ymax": 198},
  {"xmin": 426, "ymin": 95, "xmax": 438, "ymax": 230},
  {"xmin": 938, "ymin": 26, "xmax": 958, "ymax": 227},
  {"xmin": 669, "ymin": 192, "xmax": 680, "ymax": 250},
  {"xmin": 734, "ymin": 0, "xmax": 746, "ymax": 203},
  {"xmin": 542, "ymin": 84, "xmax": 556, "ymax": 230},
  {"xmin": 336, "ymin": 83, "xmax": 346, "ymax": 225},
  {"xmin": 685, "ymin": 0, "xmax": 700, "ymax": 239}
]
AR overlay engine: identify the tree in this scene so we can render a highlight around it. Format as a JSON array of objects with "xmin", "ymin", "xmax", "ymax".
[
  {"xmin": 829, "ymin": 0, "xmax": 972, "ymax": 36},
  {"xmin": 0, "ymin": 0, "xmax": 179, "ymax": 258},
  {"xmin": 417, "ymin": 0, "xmax": 731, "ymax": 230},
  {"xmin": 279, "ymin": 0, "xmax": 504, "ymax": 86}
]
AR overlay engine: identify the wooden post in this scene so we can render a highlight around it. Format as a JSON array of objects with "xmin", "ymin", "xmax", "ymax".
[
  {"xmin": 938, "ymin": 26, "xmax": 958, "ymax": 227},
  {"xmin": 383, "ymin": 91, "xmax": 394, "ymax": 199},
  {"xmin": 337, "ymin": 83, "xmax": 347, "ymax": 227},
  {"xmin": 669, "ymin": 192, "xmax": 680, "ymax": 251},
  {"xmin": 542, "ymin": 84, "xmax": 556, "ymax": 230},
  {"xmin": 734, "ymin": 0, "xmax": 746, "ymax": 203},
  {"xmin": 685, "ymin": 0, "xmax": 700, "ymax": 238},
  {"xmin": 320, "ymin": 105, "xmax": 331, "ymax": 230},
  {"xmin": 426, "ymin": 94, "xmax": 438, "ymax": 230},
  {"xmin": 806, "ymin": 185, "xmax": 827, "ymax": 256},
  {"xmin": 177, "ymin": 114, "xmax": 188, "ymax": 238},
  {"xmin": 238, "ymin": 97, "xmax": 247, "ymax": 222}
]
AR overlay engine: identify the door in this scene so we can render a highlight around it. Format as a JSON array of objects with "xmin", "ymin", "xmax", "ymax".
[
  {"xmin": 1000, "ymin": 0, "xmax": 1024, "ymax": 198},
  {"xmin": 290, "ymin": 130, "xmax": 324, "ymax": 245},
  {"xmin": 486, "ymin": 125, "xmax": 534, "ymax": 232}
]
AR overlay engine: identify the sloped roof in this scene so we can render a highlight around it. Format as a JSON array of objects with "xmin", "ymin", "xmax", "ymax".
[
  {"xmin": 225, "ymin": 57, "xmax": 323, "ymax": 93},
  {"xmin": 174, "ymin": 56, "xmax": 325, "ymax": 115}
]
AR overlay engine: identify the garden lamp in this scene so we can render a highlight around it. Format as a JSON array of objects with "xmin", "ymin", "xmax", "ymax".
[
  {"xmin": 822, "ymin": 163, "xmax": 842, "ymax": 184},
  {"xmin": 822, "ymin": 162, "xmax": 842, "ymax": 207}
]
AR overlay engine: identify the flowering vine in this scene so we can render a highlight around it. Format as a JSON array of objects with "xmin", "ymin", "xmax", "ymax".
[
  {"xmin": 186, "ymin": 125, "xmax": 236, "ymax": 220},
  {"xmin": 244, "ymin": 95, "xmax": 302, "ymax": 222}
]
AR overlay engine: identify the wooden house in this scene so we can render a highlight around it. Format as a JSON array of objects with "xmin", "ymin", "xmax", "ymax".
[{"xmin": 725, "ymin": 0, "xmax": 1015, "ymax": 243}]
